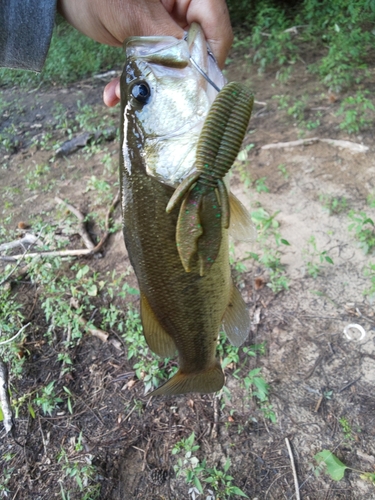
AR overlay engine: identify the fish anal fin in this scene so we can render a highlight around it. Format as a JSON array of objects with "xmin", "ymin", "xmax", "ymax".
[
  {"xmin": 229, "ymin": 193, "xmax": 257, "ymax": 242},
  {"xmin": 141, "ymin": 294, "xmax": 177, "ymax": 358},
  {"xmin": 149, "ymin": 360, "xmax": 224, "ymax": 396},
  {"xmin": 222, "ymin": 283, "xmax": 250, "ymax": 347}
]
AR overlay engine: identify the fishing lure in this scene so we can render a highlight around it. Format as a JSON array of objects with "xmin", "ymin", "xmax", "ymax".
[{"xmin": 167, "ymin": 81, "xmax": 254, "ymax": 275}]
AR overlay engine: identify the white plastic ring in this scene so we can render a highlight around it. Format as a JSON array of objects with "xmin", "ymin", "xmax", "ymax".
[{"xmin": 343, "ymin": 323, "xmax": 366, "ymax": 341}]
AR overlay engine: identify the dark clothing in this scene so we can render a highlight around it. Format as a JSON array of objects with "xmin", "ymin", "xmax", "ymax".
[{"xmin": 0, "ymin": 0, "xmax": 57, "ymax": 71}]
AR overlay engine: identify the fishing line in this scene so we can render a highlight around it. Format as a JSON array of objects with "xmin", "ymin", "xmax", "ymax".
[{"xmin": 189, "ymin": 57, "xmax": 221, "ymax": 93}]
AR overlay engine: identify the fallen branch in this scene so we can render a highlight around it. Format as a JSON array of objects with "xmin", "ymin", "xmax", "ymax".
[
  {"xmin": 0, "ymin": 359, "xmax": 13, "ymax": 435},
  {"xmin": 0, "ymin": 192, "xmax": 121, "ymax": 263},
  {"xmin": 285, "ymin": 437, "xmax": 300, "ymax": 500},
  {"xmin": 54, "ymin": 127, "xmax": 117, "ymax": 157},
  {"xmin": 261, "ymin": 137, "xmax": 369, "ymax": 153},
  {"xmin": 0, "ymin": 233, "xmax": 39, "ymax": 253},
  {"xmin": 55, "ymin": 197, "xmax": 95, "ymax": 250}
]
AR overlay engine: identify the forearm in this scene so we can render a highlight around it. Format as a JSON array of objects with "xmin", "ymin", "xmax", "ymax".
[{"xmin": 0, "ymin": 0, "xmax": 57, "ymax": 71}]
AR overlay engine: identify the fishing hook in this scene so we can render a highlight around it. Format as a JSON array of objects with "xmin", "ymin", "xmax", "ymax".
[{"xmin": 189, "ymin": 56, "xmax": 221, "ymax": 93}]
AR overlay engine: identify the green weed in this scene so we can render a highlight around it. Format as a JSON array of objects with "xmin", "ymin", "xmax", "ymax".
[
  {"xmin": 336, "ymin": 91, "xmax": 375, "ymax": 134},
  {"xmin": 34, "ymin": 381, "xmax": 63, "ymax": 416},
  {"xmin": 314, "ymin": 449, "xmax": 375, "ymax": 485},
  {"xmin": 319, "ymin": 194, "xmax": 348, "ymax": 215},
  {"xmin": 249, "ymin": 207, "xmax": 290, "ymax": 292},
  {"xmin": 277, "ymin": 164, "xmax": 289, "ymax": 179},
  {"xmin": 363, "ymin": 262, "xmax": 375, "ymax": 300},
  {"xmin": 303, "ymin": 235, "xmax": 334, "ymax": 278},
  {"xmin": 348, "ymin": 210, "xmax": 375, "ymax": 254},
  {"xmin": 57, "ymin": 436, "xmax": 101, "ymax": 498}
]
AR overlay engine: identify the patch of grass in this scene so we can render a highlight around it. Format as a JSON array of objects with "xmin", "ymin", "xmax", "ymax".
[
  {"xmin": 172, "ymin": 432, "xmax": 248, "ymax": 498},
  {"xmin": 0, "ymin": 20, "xmax": 123, "ymax": 87},
  {"xmin": 228, "ymin": 0, "xmax": 375, "ymax": 90}
]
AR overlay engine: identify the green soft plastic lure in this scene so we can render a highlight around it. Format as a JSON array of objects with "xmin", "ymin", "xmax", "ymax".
[{"xmin": 166, "ymin": 81, "xmax": 254, "ymax": 275}]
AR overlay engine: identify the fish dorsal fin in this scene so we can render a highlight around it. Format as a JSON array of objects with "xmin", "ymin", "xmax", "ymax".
[
  {"xmin": 140, "ymin": 293, "xmax": 177, "ymax": 358},
  {"xmin": 149, "ymin": 360, "xmax": 224, "ymax": 396},
  {"xmin": 229, "ymin": 193, "xmax": 257, "ymax": 242},
  {"xmin": 222, "ymin": 283, "xmax": 250, "ymax": 347}
]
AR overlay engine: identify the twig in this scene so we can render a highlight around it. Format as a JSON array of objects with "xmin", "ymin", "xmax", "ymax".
[
  {"xmin": 211, "ymin": 396, "xmax": 219, "ymax": 439},
  {"xmin": 70, "ymin": 299, "xmax": 109, "ymax": 342},
  {"xmin": 92, "ymin": 190, "xmax": 121, "ymax": 253},
  {"xmin": 314, "ymin": 395, "xmax": 323, "ymax": 413},
  {"xmin": 261, "ymin": 137, "xmax": 369, "ymax": 153},
  {"xmin": 55, "ymin": 197, "xmax": 95, "ymax": 250},
  {"xmin": 0, "ymin": 358, "xmax": 13, "ymax": 435},
  {"xmin": 285, "ymin": 437, "xmax": 300, "ymax": 500},
  {"xmin": 0, "ymin": 323, "xmax": 30, "ymax": 346},
  {"xmin": 338, "ymin": 377, "xmax": 361, "ymax": 393}
]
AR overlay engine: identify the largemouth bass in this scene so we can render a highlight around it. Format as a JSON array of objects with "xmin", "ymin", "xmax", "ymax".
[{"xmin": 120, "ymin": 23, "xmax": 254, "ymax": 396}]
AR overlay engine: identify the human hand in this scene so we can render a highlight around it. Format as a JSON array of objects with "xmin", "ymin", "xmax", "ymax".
[{"xmin": 58, "ymin": 0, "xmax": 233, "ymax": 106}]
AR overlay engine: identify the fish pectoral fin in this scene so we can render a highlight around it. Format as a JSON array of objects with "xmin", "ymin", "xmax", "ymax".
[
  {"xmin": 148, "ymin": 360, "xmax": 224, "ymax": 396},
  {"xmin": 141, "ymin": 294, "xmax": 177, "ymax": 358},
  {"xmin": 229, "ymin": 192, "xmax": 257, "ymax": 242},
  {"xmin": 222, "ymin": 283, "xmax": 250, "ymax": 347}
]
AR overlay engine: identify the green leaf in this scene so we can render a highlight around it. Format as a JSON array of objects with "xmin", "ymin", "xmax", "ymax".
[
  {"xmin": 28, "ymin": 403, "xmax": 36, "ymax": 419},
  {"xmin": 281, "ymin": 239, "xmax": 291, "ymax": 245},
  {"xmin": 230, "ymin": 486, "xmax": 249, "ymax": 497},
  {"xmin": 87, "ymin": 284, "xmax": 98, "ymax": 296},
  {"xmin": 0, "ymin": 406, "xmax": 3, "ymax": 421},
  {"xmin": 314, "ymin": 450, "xmax": 348, "ymax": 481},
  {"xmin": 193, "ymin": 475, "xmax": 203, "ymax": 494},
  {"xmin": 325, "ymin": 256, "xmax": 334, "ymax": 264}
]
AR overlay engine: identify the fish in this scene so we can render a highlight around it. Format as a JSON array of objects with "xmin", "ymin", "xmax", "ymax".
[{"xmin": 120, "ymin": 23, "xmax": 255, "ymax": 396}]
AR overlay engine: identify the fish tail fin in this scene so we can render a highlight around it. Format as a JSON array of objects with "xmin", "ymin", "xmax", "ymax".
[{"xmin": 149, "ymin": 360, "xmax": 224, "ymax": 397}]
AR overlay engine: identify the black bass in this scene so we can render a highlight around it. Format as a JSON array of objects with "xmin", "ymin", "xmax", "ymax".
[{"xmin": 120, "ymin": 23, "xmax": 254, "ymax": 396}]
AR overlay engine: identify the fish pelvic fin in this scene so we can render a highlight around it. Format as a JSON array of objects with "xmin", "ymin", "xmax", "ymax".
[
  {"xmin": 222, "ymin": 283, "xmax": 250, "ymax": 347},
  {"xmin": 141, "ymin": 293, "xmax": 177, "ymax": 358},
  {"xmin": 229, "ymin": 193, "xmax": 257, "ymax": 242},
  {"xmin": 149, "ymin": 360, "xmax": 224, "ymax": 396}
]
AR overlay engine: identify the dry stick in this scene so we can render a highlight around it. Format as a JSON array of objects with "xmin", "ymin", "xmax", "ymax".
[
  {"xmin": 0, "ymin": 191, "xmax": 121, "ymax": 263},
  {"xmin": 55, "ymin": 196, "xmax": 95, "ymax": 250},
  {"xmin": 211, "ymin": 396, "xmax": 219, "ymax": 439},
  {"xmin": 285, "ymin": 437, "xmax": 301, "ymax": 500},
  {"xmin": 261, "ymin": 137, "xmax": 369, "ymax": 153},
  {"xmin": 0, "ymin": 358, "xmax": 13, "ymax": 435}
]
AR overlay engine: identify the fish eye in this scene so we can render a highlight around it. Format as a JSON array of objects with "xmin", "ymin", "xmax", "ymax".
[{"xmin": 130, "ymin": 81, "xmax": 151, "ymax": 104}]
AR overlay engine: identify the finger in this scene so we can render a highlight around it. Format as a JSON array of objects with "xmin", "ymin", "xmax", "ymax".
[
  {"xmin": 103, "ymin": 78, "xmax": 120, "ymax": 107},
  {"xmin": 186, "ymin": 0, "xmax": 233, "ymax": 68}
]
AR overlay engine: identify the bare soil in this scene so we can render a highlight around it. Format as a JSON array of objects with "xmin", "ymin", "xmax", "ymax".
[{"xmin": 0, "ymin": 50, "xmax": 374, "ymax": 499}]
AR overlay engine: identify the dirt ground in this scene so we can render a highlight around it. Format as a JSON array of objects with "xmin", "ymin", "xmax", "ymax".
[{"xmin": 1, "ymin": 47, "xmax": 375, "ymax": 499}]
